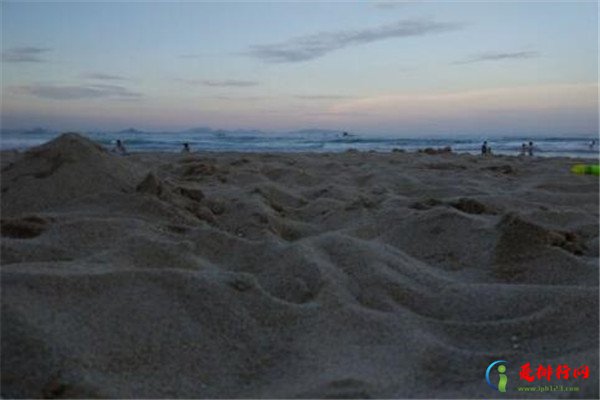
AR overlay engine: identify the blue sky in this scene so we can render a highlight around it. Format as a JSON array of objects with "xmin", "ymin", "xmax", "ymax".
[{"xmin": 1, "ymin": 1, "xmax": 598, "ymax": 136}]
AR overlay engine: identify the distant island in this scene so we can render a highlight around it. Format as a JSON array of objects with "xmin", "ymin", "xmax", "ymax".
[
  {"xmin": 2, "ymin": 126, "xmax": 352, "ymax": 138},
  {"xmin": 117, "ymin": 128, "xmax": 145, "ymax": 134}
]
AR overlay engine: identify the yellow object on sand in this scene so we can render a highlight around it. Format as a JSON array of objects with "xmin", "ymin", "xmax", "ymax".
[{"xmin": 570, "ymin": 164, "xmax": 599, "ymax": 176}]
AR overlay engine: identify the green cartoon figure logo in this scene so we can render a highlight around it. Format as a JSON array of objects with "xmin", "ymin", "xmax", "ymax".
[{"xmin": 486, "ymin": 360, "xmax": 508, "ymax": 392}]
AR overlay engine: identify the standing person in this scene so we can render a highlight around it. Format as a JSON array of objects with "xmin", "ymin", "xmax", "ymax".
[
  {"xmin": 589, "ymin": 140, "xmax": 596, "ymax": 150},
  {"xmin": 481, "ymin": 141, "xmax": 488, "ymax": 155},
  {"xmin": 520, "ymin": 143, "xmax": 527, "ymax": 156},
  {"xmin": 182, "ymin": 142, "xmax": 191, "ymax": 153},
  {"xmin": 528, "ymin": 141, "xmax": 534, "ymax": 156},
  {"xmin": 112, "ymin": 139, "xmax": 128, "ymax": 155}
]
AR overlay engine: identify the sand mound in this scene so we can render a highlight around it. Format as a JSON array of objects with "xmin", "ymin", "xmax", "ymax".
[
  {"xmin": 1, "ymin": 133, "xmax": 143, "ymax": 216},
  {"xmin": 1, "ymin": 145, "xmax": 598, "ymax": 398},
  {"xmin": 450, "ymin": 197, "xmax": 498, "ymax": 214},
  {"xmin": 493, "ymin": 213, "xmax": 593, "ymax": 284}
]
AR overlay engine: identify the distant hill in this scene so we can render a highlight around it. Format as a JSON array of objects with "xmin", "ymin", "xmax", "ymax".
[
  {"xmin": 1, "ymin": 126, "xmax": 352, "ymax": 138},
  {"xmin": 287, "ymin": 128, "xmax": 343, "ymax": 136},
  {"xmin": 117, "ymin": 128, "xmax": 145, "ymax": 134},
  {"xmin": 23, "ymin": 127, "xmax": 55, "ymax": 135},
  {"xmin": 184, "ymin": 127, "xmax": 215, "ymax": 134},
  {"xmin": 0, "ymin": 127, "xmax": 57, "ymax": 135},
  {"xmin": 185, "ymin": 127, "xmax": 265, "ymax": 136}
]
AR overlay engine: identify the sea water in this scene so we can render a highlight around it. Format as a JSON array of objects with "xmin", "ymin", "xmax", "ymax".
[{"xmin": 1, "ymin": 128, "xmax": 598, "ymax": 159}]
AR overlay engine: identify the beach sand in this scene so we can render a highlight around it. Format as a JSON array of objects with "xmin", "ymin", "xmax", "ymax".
[{"xmin": 1, "ymin": 133, "xmax": 598, "ymax": 398}]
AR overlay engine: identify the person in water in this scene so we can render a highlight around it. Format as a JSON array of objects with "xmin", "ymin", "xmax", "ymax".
[
  {"xmin": 481, "ymin": 141, "xmax": 492, "ymax": 155},
  {"xmin": 112, "ymin": 139, "xmax": 128, "ymax": 155},
  {"xmin": 528, "ymin": 141, "xmax": 534, "ymax": 156},
  {"xmin": 520, "ymin": 143, "xmax": 527, "ymax": 156},
  {"xmin": 590, "ymin": 140, "xmax": 596, "ymax": 149},
  {"xmin": 182, "ymin": 143, "xmax": 191, "ymax": 153}
]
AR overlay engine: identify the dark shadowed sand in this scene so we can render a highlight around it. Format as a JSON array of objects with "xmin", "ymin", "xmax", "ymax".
[{"xmin": 1, "ymin": 133, "xmax": 598, "ymax": 398}]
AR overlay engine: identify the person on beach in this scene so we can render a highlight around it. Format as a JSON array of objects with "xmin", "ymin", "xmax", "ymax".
[
  {"xmin": 528, "ymin": 141, "xmax": 534, "ymax": 156},
  {"xmin": 182, "ymin": 143, "xmax": 191, "ymax": 153},
  {"xmin": 481, "ymin": 141, "xmax": 488, "ymax": 155},
  {"xmin": 520, "ymin": 143, "xmax": 527, "ymax": 156},
  {"xmin": 112, "ymin": 139, "xmax": 128, "ymax": 155}
]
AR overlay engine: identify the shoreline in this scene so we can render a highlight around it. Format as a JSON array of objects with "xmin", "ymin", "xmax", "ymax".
[{"xmin": 2, "ymin": 147, "xmax": 599, "ymax": 163}]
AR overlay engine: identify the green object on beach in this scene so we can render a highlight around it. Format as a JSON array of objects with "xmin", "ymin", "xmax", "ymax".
[{"xmin": 571, "ymin": 164, "xmax": 599, "ymax": 176}]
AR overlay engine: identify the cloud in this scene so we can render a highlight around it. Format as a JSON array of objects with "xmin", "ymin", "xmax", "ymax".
[
  {"xmin": 454, "ymin": 51, "xmax": 540, "ymax": 64},
  {"xmin": 245, "ymin": 19, "xmax": 463, "ymax": 63},
  {"xmin": 178, "ymin": 53, "xmax": 222, "ymax": 59},
  {"xmin": 2, "ymin": 47, "xmax": 50, "ymax": 63},
  {"xmin": 295, "ymin": 94, "xmax": 354, "ymax": 100},
  {"xmin": 329, "ymin": 84, "xmax": 597, "ymax": 118},
  {"xmin": 12, "ymin": 84, "xmax": 142, "ymax": 100},
  {"xmin": 211, "ymin": 95, "xmax": 265, "ymax": 101},
  {"xmin": 179, "ymin": 54, "xmax": 209, "ymax": 59},
  {"xmin": 304, "ymin": 110, "xmax": 372, "ymax": 118},
  {"xmin": 202, "ymin": 80, "xmax": 259, "ymax": 87},
  {"xmin": 323, "ymin": 84, "xmax": 598, "ymax": 135},
  {"xmin": 174, "ymin": 78, "xmax": 259, "ymax": 87},
  {"xmin": 82, "ymin": 73, "xmax": 128, "ymax": 81},
  {"xmin": 173, "ymin": 78, "xmax": 203, "ymax": 85},
  {"xmin": 373, "ymin": 1, "xmax": 411, "ymax": 9}
]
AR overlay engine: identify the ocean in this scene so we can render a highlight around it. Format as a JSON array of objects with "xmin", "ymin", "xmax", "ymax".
[{"xmin": 1, "ymin": 128, "xmax": 598, "ymax": 159}]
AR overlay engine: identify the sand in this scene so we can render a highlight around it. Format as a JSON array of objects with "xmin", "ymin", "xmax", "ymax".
[{"xmin": 1, "ymin": 133, "xmax": 598, "ymax": 398}]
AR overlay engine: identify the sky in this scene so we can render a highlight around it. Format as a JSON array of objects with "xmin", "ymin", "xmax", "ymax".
[{"xmin": 1, "ymin": 0, "xmax": 598, "ymax": 136}]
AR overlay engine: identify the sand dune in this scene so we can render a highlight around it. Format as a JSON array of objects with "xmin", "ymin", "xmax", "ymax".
[{"xmin": 1, "ymin": 133, "xmax": 598, "ymax": 398}]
